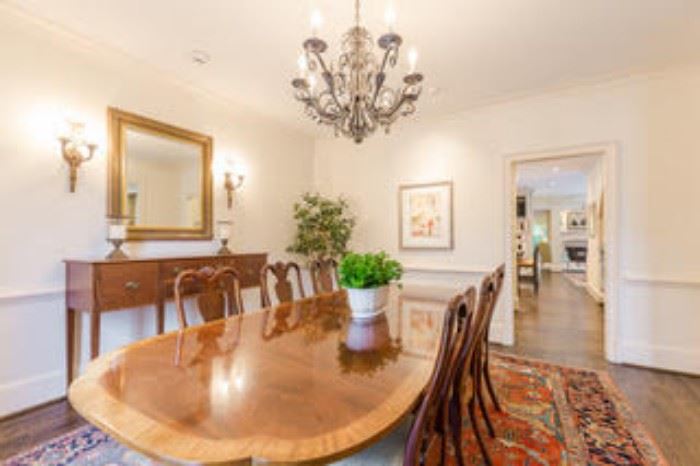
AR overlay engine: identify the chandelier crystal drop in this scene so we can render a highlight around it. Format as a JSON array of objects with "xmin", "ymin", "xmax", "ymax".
[{"xmin": 291, "ymin": 0, "xmax": 424, "ymax": 143}]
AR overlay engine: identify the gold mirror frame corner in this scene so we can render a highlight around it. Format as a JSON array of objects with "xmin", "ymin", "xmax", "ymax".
[{"xmin": 107, "ymin": 107, "xmax": 213, "ymax": 241}]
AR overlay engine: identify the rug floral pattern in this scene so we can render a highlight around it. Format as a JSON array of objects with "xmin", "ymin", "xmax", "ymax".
[{"xmin": 5, "ymin": 354, "xmax": 667, "ymax": 466}]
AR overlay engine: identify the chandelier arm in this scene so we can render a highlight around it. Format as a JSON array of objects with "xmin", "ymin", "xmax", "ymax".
[
  {"xmin": 369, "ymin": 48, "xmax": 393, "ymax": 108},
  {"xmin": 310, "ymin": 51, "xmax": 348, "ymax": 114}
]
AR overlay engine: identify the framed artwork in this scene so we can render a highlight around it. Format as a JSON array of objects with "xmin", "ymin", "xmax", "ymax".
[
  {"xmin": 565, "ymin": 210, "xmax": 587, "ymax": 231},
  {"xmin": 399, "ymin": 181, "xmax": 453, "ymax": 249}
]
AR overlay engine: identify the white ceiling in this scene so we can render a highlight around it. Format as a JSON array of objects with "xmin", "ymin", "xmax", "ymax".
[
  {"xmin": 7, "ymin": 0, "xmax": 700, "ymax": 135},
  {"xmin": 517, "ymin": 155, "xmax": 598, "ymax": 197}
]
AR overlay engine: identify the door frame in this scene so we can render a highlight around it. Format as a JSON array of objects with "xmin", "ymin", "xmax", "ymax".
[{"xmin": 502, "ymin": 143, "xmax": 621, "ymax": 362}]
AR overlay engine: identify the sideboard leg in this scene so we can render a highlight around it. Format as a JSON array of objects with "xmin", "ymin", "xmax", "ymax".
[
  {"xmin": 157, "ymin": 302, "xmax": 165, "ymax": 334},
  {"xmin": 66, "ymin": 307, "xmax": 76, "ymax": 387},
  {"xmin": 90, "ymin": 310, "xmax": 101, "ymax": 360}
]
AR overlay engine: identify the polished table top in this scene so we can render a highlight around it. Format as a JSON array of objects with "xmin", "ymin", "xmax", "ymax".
[{"xmin": 68, "ymin": 285, "xmax": 453, "ymax": 465}]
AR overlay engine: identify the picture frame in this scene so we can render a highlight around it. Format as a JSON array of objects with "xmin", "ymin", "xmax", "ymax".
[
  {"xmin": 399, "ymin": 181, "xmax": 453, "ymax": 249},
  {"xmin": 565, "ymin": 210, "xmax": 587, "ymax": 231}
]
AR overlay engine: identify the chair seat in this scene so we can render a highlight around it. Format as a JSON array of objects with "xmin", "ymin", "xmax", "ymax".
[{"xmin": 330, "ymin": 417, "xmax": 411, "ymax": 466}]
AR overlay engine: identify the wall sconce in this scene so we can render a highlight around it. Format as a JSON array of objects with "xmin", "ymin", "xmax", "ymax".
[
  {"xmin": 58, "ymin": 121, "xmax": 97, "ymax": 192},
  {"xmin": 224, "ymin": 171, "xmax": 245, "ymax": 209}
]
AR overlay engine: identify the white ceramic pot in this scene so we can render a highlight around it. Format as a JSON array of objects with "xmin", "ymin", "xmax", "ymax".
[{"xmin": 346, "ymin": 285, "xmax": 390, "ymax": 319}]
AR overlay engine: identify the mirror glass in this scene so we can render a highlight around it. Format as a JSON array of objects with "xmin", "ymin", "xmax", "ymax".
[
  {"xmin": 108, "ymin": 108, "xmax": 213, "ymax": 240},
  {"xmin": 124, "ymin": 128, "xmax": 202, "ymax": 229}
]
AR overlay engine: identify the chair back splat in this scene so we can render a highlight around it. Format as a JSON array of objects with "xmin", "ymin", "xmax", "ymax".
[
  {"xmin": 174, "ymin": 266, "xmax": 244, "ymax": 329},
  {"xmin": 260, "ymin": 261, "xmax": 305, "ymax": 307},
  {"xmin": 310, "ymin": 257, "xmax": 339, "ymax": 294}
]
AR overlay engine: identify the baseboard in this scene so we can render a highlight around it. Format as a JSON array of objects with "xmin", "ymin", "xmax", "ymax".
[
  {"xmin": 585, "ymin": 282, "xmax": 605, "ymax": 303},
  {"xmin": 620, "ymin": 341, "xmax": 700, "ymax": 375},
  {"xmin": 0, "ymin": 370, "xmax": 65, "ymax": 417}
]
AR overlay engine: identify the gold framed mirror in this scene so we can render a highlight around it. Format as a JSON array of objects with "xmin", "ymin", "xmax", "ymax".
[{"xmin": 108, "ymin": 108, "xmax": 213, "ymax": 240}]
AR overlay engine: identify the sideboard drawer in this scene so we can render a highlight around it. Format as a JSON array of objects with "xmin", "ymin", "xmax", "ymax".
[
  {"xmin": 96, "ymin": 263, "xmax": 159, "ymax": 310},
  {"xmin": 161, "ymin": 259, "xmax": 208, "ymax": 279}
]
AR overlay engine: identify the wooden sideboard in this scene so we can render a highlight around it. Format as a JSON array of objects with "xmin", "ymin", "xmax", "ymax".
[{"xmin": 64, "ymin": 253, "xmax": 267, "ymax": 385}]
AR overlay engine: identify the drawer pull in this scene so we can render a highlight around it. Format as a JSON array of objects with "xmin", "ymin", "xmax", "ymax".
[
  {"xmin": 172, "ymin": 267, "xmax": 183, "ymax": 275},
  {"xmin": 124, "ymin": 281, "xmax": 141, "ymax": 291}
]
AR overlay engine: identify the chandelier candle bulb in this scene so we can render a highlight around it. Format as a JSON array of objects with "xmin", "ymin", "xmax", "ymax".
[
  {"xmin": 384, "ymin": 6, "xmax": 397, "ymax": 31},
  {"xmin": 310, "ymin": 9, "xmax": 323, "ymax": 36},
  {"xmin": 408, "ymin": 47, "xmax": 418, "ymax": 74}
]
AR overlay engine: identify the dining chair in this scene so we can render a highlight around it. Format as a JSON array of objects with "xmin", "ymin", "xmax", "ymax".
[
  {"xmin": 517, "ymin": 244, "xmax": 541, "ymax": 294},
  {"xmin": 449, "ymin": 275, "xmax": 497, "ymax": 466},
  {"xmin": 260, "ymin": 261, "xmax": 306, "ymax": 307},
  {"xmin": 174, "ymin": 266, "xmax": 244, "ymax": 329},
  {"xmin": 480, "ymin": 264, "xmax": 506, "ymax": 413},
  {"xmin": 404, "ymin": 293, "xmax": 463, "ymax": 466},
  {"xmin": 310, "ymin": 257, "xmax": 339, "ymax": 294},
  {"xmin": 331, "ymin": 293, "xmax": 474, "ymax": 466}
]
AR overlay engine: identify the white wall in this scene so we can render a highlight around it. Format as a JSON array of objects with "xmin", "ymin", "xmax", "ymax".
[
  {"xmin": 315, "ymin": 65, "xmax": 700, "ymax": 375},
  {"xmin": 0, "ymin": 7, "xmax": 315, "ymax": 416}
]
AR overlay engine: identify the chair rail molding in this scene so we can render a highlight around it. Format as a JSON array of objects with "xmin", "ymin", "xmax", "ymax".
[
  {"xmin": 0, "ymin": 286, "xmax": 64, "ymax": 303},
  {"xmin": 624, "ymin": 273, "xmax": 700, "ymax": 288},
  {"xmin": 402, "ymin": 264, "xmax": 493, "ymax": 274}
]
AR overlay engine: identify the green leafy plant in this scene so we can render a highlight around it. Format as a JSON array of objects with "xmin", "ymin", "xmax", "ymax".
[
  {"xmin": 287, "ymin": 193, "xmax": 355, "ymax": 261},
  {"xmin": 339, "ymin": 252, "xmax": 403, "ymax": 289}
]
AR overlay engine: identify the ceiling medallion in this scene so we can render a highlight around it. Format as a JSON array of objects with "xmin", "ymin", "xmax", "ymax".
[{"xmin": 292, "ymin": 0, "xmax": 424, "ymax": 143}]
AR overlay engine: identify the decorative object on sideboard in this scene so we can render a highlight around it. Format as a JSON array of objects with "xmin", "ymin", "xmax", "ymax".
[
  {"xmin": 224, "ymin": 171, "xmax": 245, "ymax": 209},
  {"xmin": 106, "ymin": 215, "xmax": 129, "ymax": 260},
  {"xmin": 339, "ymin": 252, "xmax": 402, "ymax": 319},
  {"xmin": 399, "ymin": 181, "xmax": 453, "ymax": 249},
  {"xmin": 58, "ymin": 120, "xmax": 97, "ymax": 192},
  {"xmin": 217, "ymin": 220, "xmax": 233, "ymax": 255},
  {"xmin": 287, "ymin": 192, "xmax": 355, "ymax": 264},
  {"xmin": 291, "ymin": 0, "xmax": 424, "ymax": 143}
]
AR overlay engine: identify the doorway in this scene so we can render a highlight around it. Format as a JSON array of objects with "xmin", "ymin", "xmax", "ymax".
[{"xmin": 502, "ymin": 144, "xmax": 619, "ymax": 363}]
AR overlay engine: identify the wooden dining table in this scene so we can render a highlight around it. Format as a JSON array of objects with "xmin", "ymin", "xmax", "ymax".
[{"xmin": 68, "ymin": 285, "xmax": 454, "ymax": 465}]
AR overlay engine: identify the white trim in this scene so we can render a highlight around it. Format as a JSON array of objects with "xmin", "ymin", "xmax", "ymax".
[
  {"xmin": 403, "ymin": 264, "xmax": 492, "ymax": 274},
  {"xmin": 0, "ymin": 287, "xmax": 64, "ymax": 302},
  {"xmin": 620, "ymin": 341, "xmax": 700, "ymax": 375},
  {"xmin": 503, "ymin": 142, "xmax": 621, "ymax": 362},
  {"xmin": 0, "ymin": 370, "xmax": 65, "ymax": 417},
  {"xmin": 624, "ymin": 274, "xmax": 700, "ymax": 287}
]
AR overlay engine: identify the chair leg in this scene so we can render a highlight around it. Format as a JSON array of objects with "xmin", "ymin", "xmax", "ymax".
[
  {"xmin": 475, "ymin": 361, "xmax": 496, "ymax": 438},
  {"xmin": 448, "ymin": 396, "xmax": 465, "ymax": 466},
  {"xmin": 468, "ymin": 397, "xmax": 492, "ymax": 466},
  {"xmin": 483, "ymin": 350, "xmax": 503, "ymax": 412}
]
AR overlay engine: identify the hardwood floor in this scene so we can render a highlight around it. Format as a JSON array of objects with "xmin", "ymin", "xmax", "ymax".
[
  {"xmin": 1, "ymin": 272, "xmax": 699, "ymax": 464},
  {"xmin": 497, "ymin": 272, "xmax": 700, "ymax": 466}
]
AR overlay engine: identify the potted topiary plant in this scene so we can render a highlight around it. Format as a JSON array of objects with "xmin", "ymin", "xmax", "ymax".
[
  {"xmin": 339, "ymin": 252, "xmax": 403, "ymax": 318},
  {"xmin": 287, "ymin": 193, "xmax": 355, "ymax": 262}
]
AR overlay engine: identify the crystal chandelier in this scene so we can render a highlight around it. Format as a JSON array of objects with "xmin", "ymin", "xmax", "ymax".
[{"xmin": 291, "ymin": 0, "xmax": 424, "ymax": 143}]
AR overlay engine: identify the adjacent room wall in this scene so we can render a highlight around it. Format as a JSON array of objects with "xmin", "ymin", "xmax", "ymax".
[
  {"xmin": 530, "ymin": 194, "xmax": 587, "ymax": 270},
  {"xmin": 0, "ymin": 6, "xmax": 315, "ymax": 416},
  {"xmin": 315, "ymin": 65, "xmax": 700, "ymax": 375}
]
